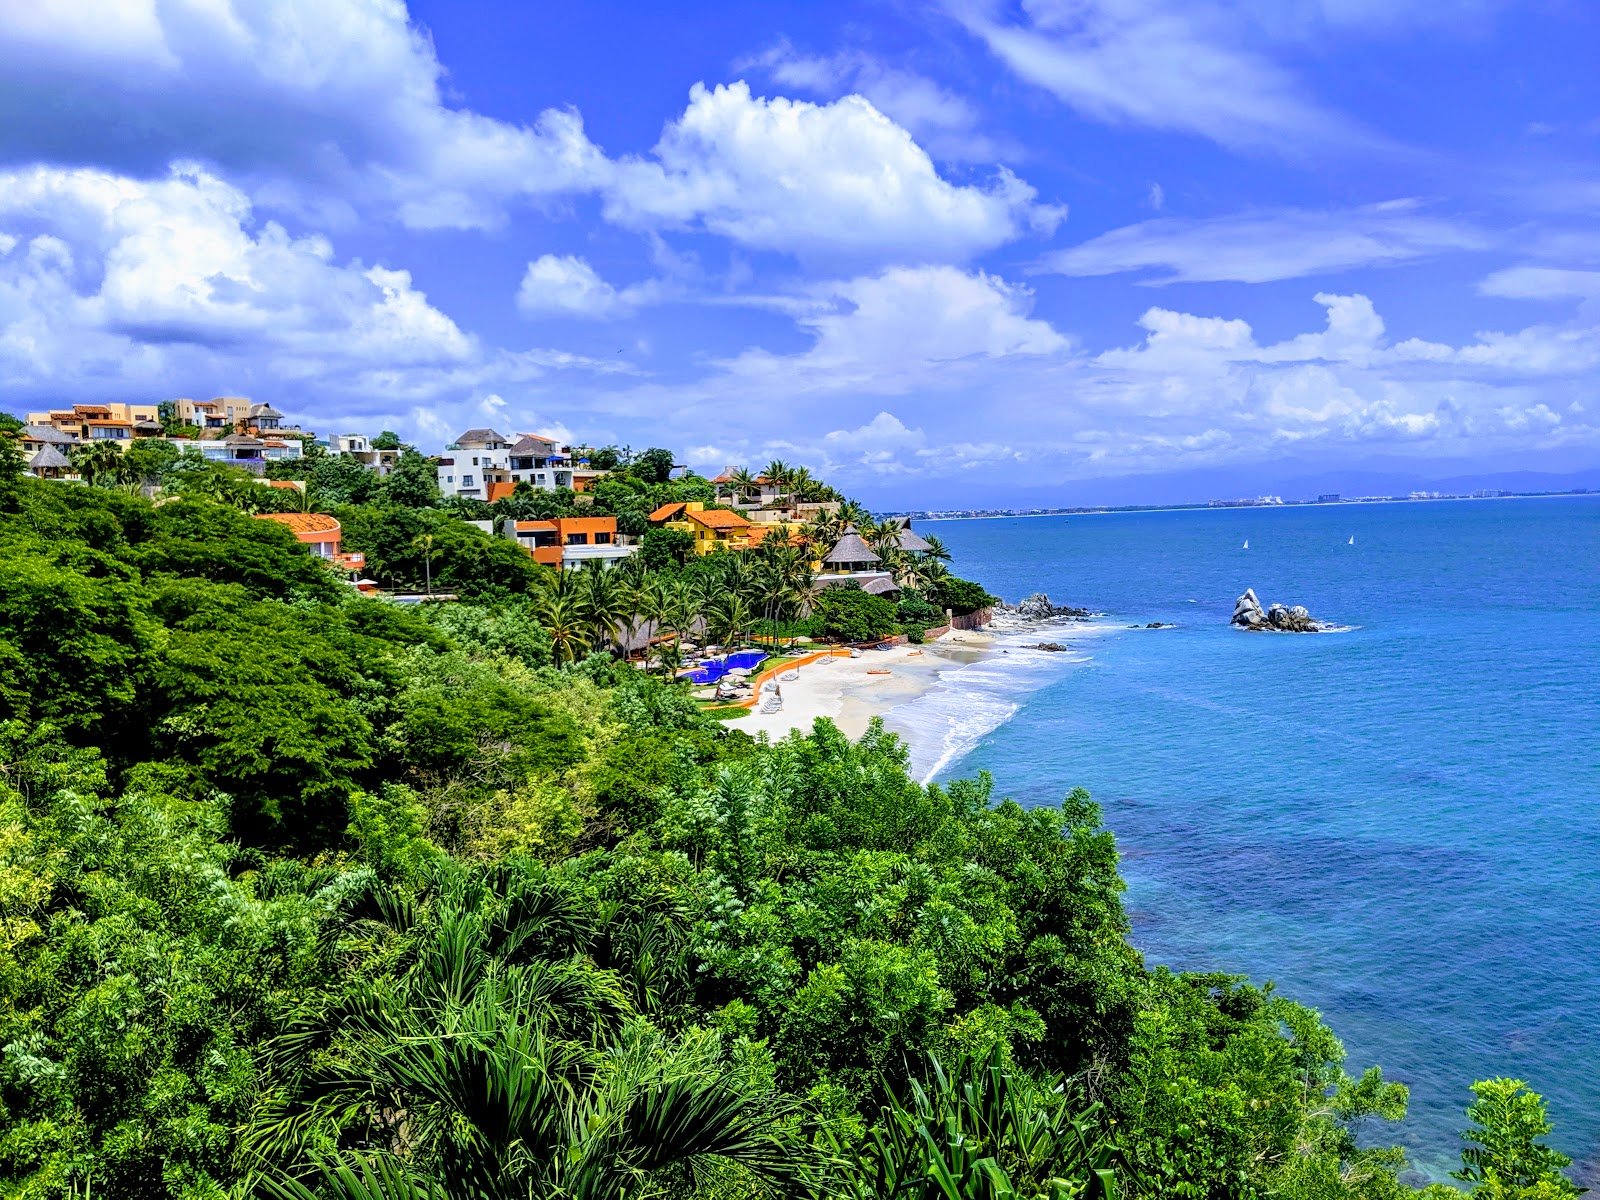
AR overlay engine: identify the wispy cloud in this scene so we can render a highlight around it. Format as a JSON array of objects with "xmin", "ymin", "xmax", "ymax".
[
  {"xmin": 946, "ymin": 0, "xmax": 1378, "ymax": 154},
  {"xmin": 1041, "ymin": 201, "xmax": 1492, "ymax": 284}
]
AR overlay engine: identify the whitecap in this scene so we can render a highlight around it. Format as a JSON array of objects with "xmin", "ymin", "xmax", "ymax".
[{"xmin": 884, "ymin": 630, "xmax": 1106, "ymax": 783}]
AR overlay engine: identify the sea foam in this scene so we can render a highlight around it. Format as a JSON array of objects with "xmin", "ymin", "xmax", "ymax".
[{"xmin": 885, "ymin": 628, "xmax": 1106, "ymax": 784}]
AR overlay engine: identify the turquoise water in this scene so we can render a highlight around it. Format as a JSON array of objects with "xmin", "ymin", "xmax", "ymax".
[{"xmin": 887, "ymin": 498, "xmax": 1600, "ymax": 1183}]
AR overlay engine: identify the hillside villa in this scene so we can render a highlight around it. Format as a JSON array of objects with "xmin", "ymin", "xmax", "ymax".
[
  {"xmin": 502, "ymin": 515, "xmax": 636, "ymax": 570},
  {"xmin": 438, "ymin": 429, "xmax": 610, "ymax": 500},
  {"xmin": 329, "ymin": 434, "xmax": 401, "ymax": 477}
]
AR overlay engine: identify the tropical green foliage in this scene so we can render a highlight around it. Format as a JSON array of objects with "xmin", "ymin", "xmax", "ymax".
[
  {"xmin": 810, "ymin": 582, "xmax": 900, "ymax": 642},
  {"xmin": 1449, "ymin": 1080, "xmax": 1582, "ymax": 1198},
  {"xmin": 0, "ymin": 476, "xmax": 1580, "ymax": 1200},
  {"xmin": 932, "ymin": 576, "xmax": 1000, "ymax": 616}
]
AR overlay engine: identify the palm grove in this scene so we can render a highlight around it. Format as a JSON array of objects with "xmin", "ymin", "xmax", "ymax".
[{"xmin": 0, "ymin": 428, "xmax": 1583, "ymax": 1200}]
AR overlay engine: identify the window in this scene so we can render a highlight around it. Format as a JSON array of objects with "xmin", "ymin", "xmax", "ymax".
[
  {"xmin": 463, "ymin": 474, "xmax": 475, "ymax": 487},
  {"xmin": 535, "ymin": 474, "xmax": 546, "ymax": 484},
  {"xmin": 595, "ymin": 532, "xmax": 611, "ymax": 545},
  {"xmin": 446, "ymin": 475, "xmax": 454, "ymax": 483},
  {"xmin": 565, "ymin": 532, "xmax": 588, "ymax": 545},
  {"xmin": 512, "ymin": 474, "xmax": 521, "ymax": 482},
  {"xmin": 472, "ymin": 456, "xmax": 479, "ymax": 466}
]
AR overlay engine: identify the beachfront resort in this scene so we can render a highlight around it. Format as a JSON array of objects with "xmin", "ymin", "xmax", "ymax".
[{"xmin": 4, "ymin": 401, "xmax": 1003, "ymax": 733}]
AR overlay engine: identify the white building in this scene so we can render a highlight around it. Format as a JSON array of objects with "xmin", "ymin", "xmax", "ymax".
[
  {"xmin": 436, "ymin": 429, "xmax": 593, "ymax": 501},
  {"xmin": 189, "ymin": 433, "xmax": 304, "ymax": 470},
  {"xmin": 329, "ymin": 434, "xmax": 401, "ymax": 477}
]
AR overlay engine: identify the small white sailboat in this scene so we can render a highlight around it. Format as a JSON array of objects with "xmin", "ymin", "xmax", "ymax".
[
  {"xmin": 1242, "ymin": 539, "xmax": 1249, "ymax": 550},
  {"xmin": 1348, "ymin": 536, "xmax": 1355, "ymax": 546}
]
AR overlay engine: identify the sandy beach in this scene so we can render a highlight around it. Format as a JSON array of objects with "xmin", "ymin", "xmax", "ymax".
[{"xmin": 729, "ymin": 631, "xmax": 997, "ymax": 743}]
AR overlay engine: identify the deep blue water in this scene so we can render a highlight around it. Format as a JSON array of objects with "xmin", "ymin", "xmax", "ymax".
[
  {"xmin": 886, "ymin": 498, "xmax": 1600, "ymax": 1183},
  {"xmin": 682, "ymin": 650, "xmax": 768, "ymax": 684}
]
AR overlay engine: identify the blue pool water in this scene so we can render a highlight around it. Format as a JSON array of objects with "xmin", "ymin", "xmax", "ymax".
[
  {"xmin": 882, "ymin": 498, "xmax": 1600, "ymax": 1183},
  {"xmin": 683, "ymin": 650, "xmax": 767, "ymax": 684}
]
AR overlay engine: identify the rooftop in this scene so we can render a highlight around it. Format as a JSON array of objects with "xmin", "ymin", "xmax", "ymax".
[
  {"xmin": 509, "ymin": 433, "xmax": 559, "ymax": 453},
  {"xmin": 28, "ymin": 445, "xmax": 71, "ymax": 470},
  {"xmin": 649, "ymin": 501, "xmax": 688, "ymax": 522},
  {"xmin": 454, "ymin": 427, "xmax": 508, "ymax": 445},
  {"xmin": 21, "ymin": 424, "xmax": 74, "ymax": 443},
  {"xmin": 687, "ymin": 507, "xmax": 752, "ymax": 530},
  {"xmin": 822, "ymin": 532, "xmax": 880, "ymax": 564},
  {"xmin": 257, "ymin": 512, "xmax": 340, "ymax": 536}
]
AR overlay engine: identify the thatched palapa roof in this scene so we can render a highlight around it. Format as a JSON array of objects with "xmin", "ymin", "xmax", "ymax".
[
  {"xmin": 822, "ymin": 532, "xmax": 880, "ymax": 565},
  {"xmin": 28, "ymin": 445, "xmax": 71, "ymax": 471}
]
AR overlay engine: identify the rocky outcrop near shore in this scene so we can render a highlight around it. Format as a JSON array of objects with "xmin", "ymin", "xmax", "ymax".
[
  {"xmin": 991, "ymin": 593, "xmax": 1092, "ymax": 632},
  {"xmin": 1231, "ymin": 588, "xmax": 1322, "ymax": 632}
]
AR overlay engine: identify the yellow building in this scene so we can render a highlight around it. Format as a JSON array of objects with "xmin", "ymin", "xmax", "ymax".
[
  {"xmin": 647, "ymin": 501, "xmax": 765, "ymax": 554},
  {"xmin": 27, "ymin": 401, "xmax": 159, "ymax": 436}
]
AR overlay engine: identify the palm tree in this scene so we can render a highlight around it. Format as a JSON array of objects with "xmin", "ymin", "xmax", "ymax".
[
  {"xmin": 251, "ymin": 869, "xmax": 818, "ymax": 1200},
  {"xmin": 663, "ymin": 577, "xmax": 699, "ymax": 649},
  {"xmin": 920, "ymin": 558, "xmax": 951, "ymax": 595},
  {"xmin": 837, "ymin": 499, "xmax": 871, "ymax": 530},
  {"xmin": 68, "ymin": 440, "xmax": 125, "ymax": 486},
  {"xmin": 859, "ymin": 517, "xmax": 899, "ymax": 554},
  {"xmin": 880, "ymin": 546, "xmax": 917, "ymax": 589},
  {"xmin": 752, "ymin": 564, "xmax": 799, "ymax": 649},
  {"xmin": 788, "ymin": 464, "xmax": 815, "ymax": 504},
  {"xmin": 539, "ymin": 589, "xmax": 593, "ymax": 665},
  {"xmin": 707, "ymin": 593, "xmax": 754, "ymax": 650},
  {"xmin": 411, "ymin": 532, "xmax": 438, "ymax": 595},
  {"xmin": 762, "ymin": 459, "xmax": 792, "ymax": 508},
  {"xmin": 649, "ymin": 635, "xmax": 685, "ymax": 677},
  {"xmin": 727, "ymin": 466, "xmax": 758, "ymax": 505},
  {"xmin": 921, "ymin": 534, "xmax": 953, "ymax": 564},
  {"xmin": 575, "ymin": 563, "xmax": 628, "ymax": 654}
]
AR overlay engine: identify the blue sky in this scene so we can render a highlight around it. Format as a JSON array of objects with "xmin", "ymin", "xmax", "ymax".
[{"xmin": 1, "ymin": 0, "xmax": 1597, "ymax": 505}]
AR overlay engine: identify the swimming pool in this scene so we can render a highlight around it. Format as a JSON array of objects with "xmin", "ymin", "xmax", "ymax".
[{"xmin": 682, "ymin": 650, "xmax": 767, "ymax": 684}]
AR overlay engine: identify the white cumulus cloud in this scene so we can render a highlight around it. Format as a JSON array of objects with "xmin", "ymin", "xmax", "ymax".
[
  {"xmin": 515, "ymin": 255, "xmax": 669, "ymax": 319},
  {"xmin": 0, "ymin": 0, "xmax": 610, "ymax": 230},
  {"xmin": 604, "ymin": 82, "xmax": 1061, "ymax": 265}
]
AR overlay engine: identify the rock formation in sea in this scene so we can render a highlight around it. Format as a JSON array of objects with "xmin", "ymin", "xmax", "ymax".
[
  {"xmin": 1231, "ymin": 588, "xmax": 1321, "ymax": 632},
  {"xmin": 995, "ymin": 593, "xmax": 1091, "ymax": 623}
]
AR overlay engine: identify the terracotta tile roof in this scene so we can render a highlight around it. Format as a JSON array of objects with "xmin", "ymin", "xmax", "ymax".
[
  {"xmin": 688, "ymin": 507, "xmax": 752, "ymax": 531},
  {"xmin": 487, "ymin": 481, "xmax": 516, "ymax": 503},
  {"xmin": 256, "ymin": 512, "xmax": 340, "ymax": 536},
  {"xmin": 512, "ymin": 520, "xmax": 558, "ymax": 532},
  {"xmin": 649, "ymin": 502, "xmax": 688, "ymax": 522},
  {"xmin": 744, "ymin": 525, "xmax": 804, "ymax": 547}
]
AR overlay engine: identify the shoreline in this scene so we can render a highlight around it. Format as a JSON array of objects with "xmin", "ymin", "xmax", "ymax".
[
  {"xmin": 733, "ymin": 630, "xmax": 999, "ymax": 743},
  {"xmin": 903, "ymin": 491, "xmax": 1599, "ymax": 523}
]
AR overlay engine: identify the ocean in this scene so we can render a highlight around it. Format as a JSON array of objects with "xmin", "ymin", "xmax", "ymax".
[{"xmin": 882, "ymin": 497, "xmax": 1600, "ymax": 1184}]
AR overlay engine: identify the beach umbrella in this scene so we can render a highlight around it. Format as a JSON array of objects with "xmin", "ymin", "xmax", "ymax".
[{"xmin": 728, "ymin": 666, "xmax": 752, "ymax": 677}]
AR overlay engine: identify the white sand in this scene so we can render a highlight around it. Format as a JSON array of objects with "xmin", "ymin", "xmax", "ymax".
[{"xmin": 733, "ymin": 631, "xmax": 996, "ymax": 743}]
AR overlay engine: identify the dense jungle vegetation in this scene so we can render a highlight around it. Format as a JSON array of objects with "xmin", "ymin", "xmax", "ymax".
[{"xmin": 0, "ymin": 451, "xmax": 1582, "ymax": 1199}]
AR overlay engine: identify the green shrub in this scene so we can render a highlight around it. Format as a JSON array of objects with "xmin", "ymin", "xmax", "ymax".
[{"xmin": 811, "ymin": 584, "xmax": 899, "ymax": 642}]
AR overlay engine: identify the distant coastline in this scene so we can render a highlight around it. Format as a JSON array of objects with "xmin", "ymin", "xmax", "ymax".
[{"xmin": 884, "ymin": 488, "xmax": 1598, "ymax": 522}]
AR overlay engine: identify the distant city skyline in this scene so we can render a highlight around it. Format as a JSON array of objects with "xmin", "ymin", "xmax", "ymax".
[{"xmin": 1, "ymin": 1, "xmax": 1597, "ymax": 507}]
